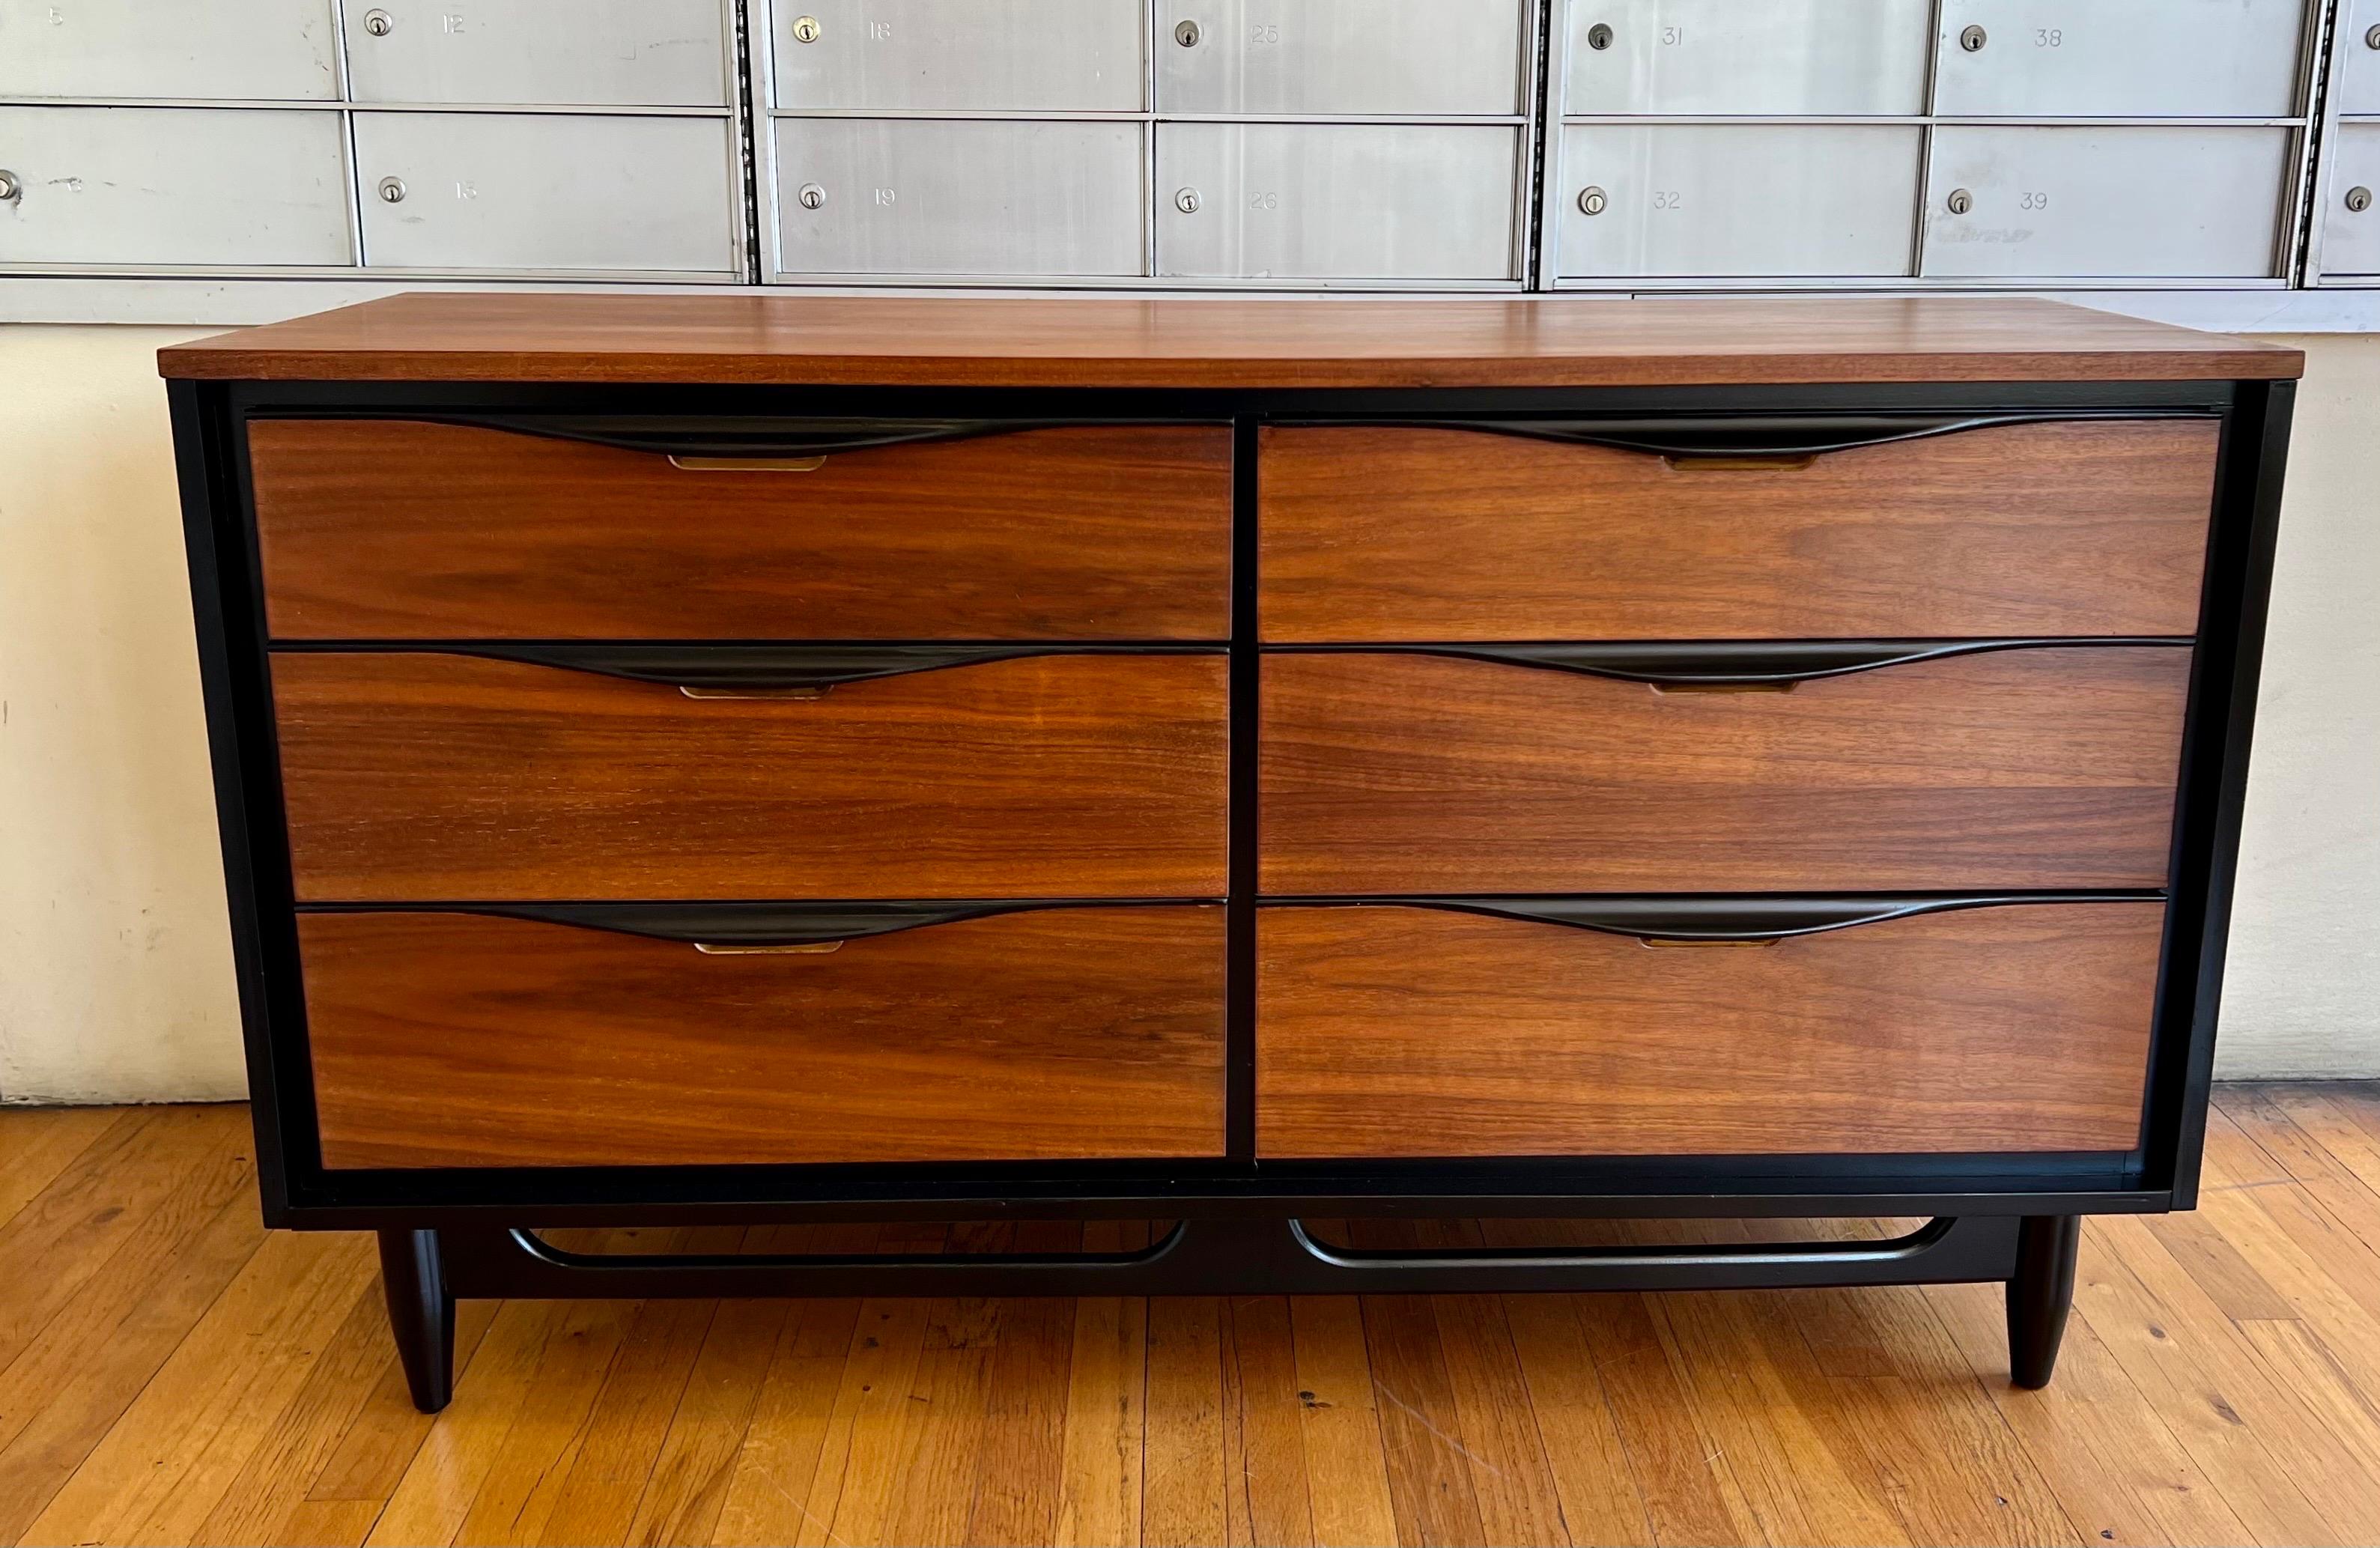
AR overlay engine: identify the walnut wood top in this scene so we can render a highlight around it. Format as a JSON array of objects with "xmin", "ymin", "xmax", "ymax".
[{"xmin": 157, "ymin": 292, "xmax": 2301, "ymax": 386}]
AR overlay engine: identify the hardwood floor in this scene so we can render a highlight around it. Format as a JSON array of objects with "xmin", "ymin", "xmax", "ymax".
[{"xmin": 3, "ymin": 1084, "xmax": 2379, "ymax": 1547}]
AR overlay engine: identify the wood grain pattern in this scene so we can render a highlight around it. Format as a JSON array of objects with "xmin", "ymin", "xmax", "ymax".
[
  {"xmin": 273, "ymin": 651, "xmax": 1228, "ymax": 902},
  {"xmin": 16, "ymin": 1084, "xmax": 2380, "ymax": 1545},
  {"xmin": 157, "ymin": 292, "xmax": 2304, "ymax": 386},
  {"xmin": 301, "ymin": 908, "xmax": 1227, "ymax": 1168},
  {"xmin": 1260, "ymin": 646, "xmax": 2189, "ymax": 894},
  {"xmin": 249, "ymin": 419, "xmax": 1233, "ymax": 642},
  {"xmin": 1258, "ymin": 420, "xmax": 2217, "ymax": 640},
  {"xmin": 1254, "ymin": 902, "xmax": 2162, "ymax": 1158}
]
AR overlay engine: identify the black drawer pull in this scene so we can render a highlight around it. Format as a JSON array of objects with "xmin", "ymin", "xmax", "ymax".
[{"xmin": 1265, "ymin": 893, "xmax": 2161, "ymax": 944}]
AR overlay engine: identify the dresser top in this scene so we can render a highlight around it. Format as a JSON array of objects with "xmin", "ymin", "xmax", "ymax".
[{"xmin": 158, "ymin": 293, "xmax": 2301, "ymax": 388}]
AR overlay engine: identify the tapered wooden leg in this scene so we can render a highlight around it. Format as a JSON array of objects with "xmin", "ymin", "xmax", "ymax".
[
  {"xmin": 2006, "ymin": 1214, "xmax": 2080, "ymax": 1389},
  {"xmin": 378, "ymin": 1228, "xmax": 454, "ymax": 1413}
]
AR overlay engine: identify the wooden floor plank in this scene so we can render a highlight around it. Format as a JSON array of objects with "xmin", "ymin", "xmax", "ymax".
[
  {"xmin": 1502, "ymin": 1293, "xmax": 1654, "ymax": 1548},
  {"xmin": 1141, "ymin": 1297, "xmax": 1228, "ymax": 1548},
  {"xmin": 0, "ymin": 1107, "xmax": 122, "ymax": 1229},
  {"xmin": 0, "ymin": 1137, "xmax": 262, "ymax": 1541},
  {"xmin": 21, "ymin": 1227, "xmax": 377, "ymax": 1547},
  {"xmin": 619, "ymin": 1299, "xmax": 792, "ymax": 1548},
  {"xmin": 1574, "ymin": 1294, "xmax": 1765, "ymax": 1547},
  {"xmin": 0, "ymin": 1109, "xmax": 246, "ymax": 1382},
  {"xmin": 7, "ymin": 1087, "xmax": 2380, "ymax": 1548},
  {"xmin": 1926, "ymin": 1277, "xmax": 2258, "ymax": 1547},
  {"xmin": 1221, "ymin": 1296, "xmax": 1315, "ymax": 1548},
  {"xmin": 2075, "ymin": 1215, "xmax": 2352, "ymax": 1546}
]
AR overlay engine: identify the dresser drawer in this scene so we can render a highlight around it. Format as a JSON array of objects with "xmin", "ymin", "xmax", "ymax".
[
  {"xmin": 274, "ymin": 650, "xmax": 1228, "ymax": 901},
  {"xmin": 303, "ymin": 905, "xmax": 1227, "ymax": 1168},
  {"xmin": 249, "ymin": 419, "xmax": 1233, "ymax": 640},
  {"xmin": 1257, "ymin": 419, "xmax": 2214, "ymax": 640},
  {"xmin": 1257, "ymin": 899, "xmax": 2161, "ymax": 1158},
  {"xmin": 1260, "ymin": 645, "xmax": 2188, "ymax": 893}
]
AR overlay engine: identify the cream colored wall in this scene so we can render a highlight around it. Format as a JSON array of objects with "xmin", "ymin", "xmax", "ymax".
[
  {"xmin": 0, "ymin": 326, "xmax": 243, "ymax": 1102},
  {"xmin": 0, "ymin": 321, "xmax": 2371, "ymax": 1101},
  {"xmin": 2217, "ymin": 334, "xmax": 2380, "ymax": 1078}
]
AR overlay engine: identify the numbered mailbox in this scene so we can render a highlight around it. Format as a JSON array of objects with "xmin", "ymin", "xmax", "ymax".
[
  {"xmin": 1555, "ymin": 124, "xmax": 1920, "ymax": 278},
  {"xmin": 774, "ymin": 118, "xmax": 1144, "ymax": 277},
  {"xmin": 1561, "ymin": 0, "xmax": 1930, "ymax": 116},
  {"xmin": 1933, "ymin": 0, "xmax": 2307, "ymax": 118},
  {"xmin": 1922, "ymin": 125, "xmax": 2289, "ymax": 279},
  {"xmin": 773, "ymin": 0, "xmax": 1142, "ymax": 112},
  {"xmin": 2321, "ymin": 124, "xmax": 2380, "ymax": 276},
  {"xmin": 0, "ymin": 0, "xmax": 336, "ymax": 100},
  {"xmin": 1156, "ymin": 123, "xmax": 1518, "ymax": 282},
  {"xmin": 2338, "ymin": 0, "xmax": 2380, "ymax": 117},
  {"xmin": 0, "ymin": 106, "xmax": 349, "ymax": 267},
  {"xmin": 344, "ymin": 0, "xmax": 728, "ymax": 106},
  {"xmin": 1156, "ymin": 0, "xmax": 1526, "ymax": 117},
  {"xmin": 356, "ymin": 112, "xmax": 737, "ymax": 273}
]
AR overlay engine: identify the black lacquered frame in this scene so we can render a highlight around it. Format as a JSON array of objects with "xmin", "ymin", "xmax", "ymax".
[{"xmin": 170, "ymin": 374, "xmax": 2290, "ymax": 1404}]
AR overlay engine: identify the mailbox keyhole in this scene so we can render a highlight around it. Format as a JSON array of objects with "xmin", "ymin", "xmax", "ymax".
[{"xmin": 1586, "ymin": 22, "xmax": 1613, "ymax": 49}]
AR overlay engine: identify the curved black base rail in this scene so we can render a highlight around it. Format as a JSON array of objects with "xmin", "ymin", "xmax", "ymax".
[{"xmin": 379, "ymin": 1212, "xmax": 2081, "ymax": 1412}]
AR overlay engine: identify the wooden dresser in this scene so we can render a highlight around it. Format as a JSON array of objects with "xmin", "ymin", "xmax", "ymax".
[{"xmin": 161, "ymin": 294, "xmax": 2300, "ymax": 1412}]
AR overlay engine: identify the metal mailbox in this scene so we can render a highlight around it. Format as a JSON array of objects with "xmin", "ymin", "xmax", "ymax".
[
  {"xmin": 2321, "ymin": 124, "xmax": 2380, "ymax": 276},
  {"xmin": 1921, "ymin": 125, "xmax": 2290, "ymax": 279},
  {"xmin": 1555, "ymin": 124, "xmax": 1920, "ymax": 277},
  {"xmin": 2337, "ymin": 0, "xmax": 2380, "ymax": 117},
  {"xmin": 342, "ymin": 0, "xmax": 729, "ymax": 107},
  {"xmin": 771, "ymin": 0, "xmax": 1144, "ymax": 112},
  {"xmin": 1156, "ymin": 122, "xmax": 1517, "ymax": 282},
  {"xmin": 1156, "ymin": 0, "xmax": 1526, "ymax": 117},
  {"xmin": 0, "ymin": 0, "xmax": 337, "ymax": 100},
  {"xmin": 355, "ymin": 112, "xmax": 737, "ymax": 273},
  {"xmin": 0, "ymin": 106, "xmax": 349, "ymax": 267},
  {"xmin": 774, "ymin": 118, "xmax": 1144, "ymax": 276},
  {"xmin": 1560, "ymin": 0, "xmax": 1931, "ymax": 117},
  {"xmin": 1931, "ymin": 0, "xmax": 2308, "ymax": 118}
]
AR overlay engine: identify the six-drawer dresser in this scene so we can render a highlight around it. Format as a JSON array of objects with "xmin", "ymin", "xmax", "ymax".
[{"xmin": 160, "ymin": 294, "xmax": 2301, "ymax": 1412}]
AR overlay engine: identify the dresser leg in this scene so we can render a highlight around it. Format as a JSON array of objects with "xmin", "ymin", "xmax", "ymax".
[
  {"xmin": 378, "ymin": 1229, "xmax": 455, "ymax": 1414},
  {"xmin": 2006, "ymin": 1214, "xmax": 2080, "ymax": 1389}
]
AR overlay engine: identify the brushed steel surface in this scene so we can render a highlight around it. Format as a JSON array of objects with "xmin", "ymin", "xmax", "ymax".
[
  {"xmin": 774, "ymin": 117, "xmax": 1145, "ymax": 275},
  {"xmin": 1560, "ymin": 0, "xmax": 1931, "ymax": 115},
  {"xmin": 1922, "ymin": 125, "xmax": 2290, "ymax": 279},
  {"xmin": 0, "ymin": 105, "xmax": 349, "ymax": 266},
  {"xmin": 342, "ymin": 0, "xmax": 730, "ymax": 106},
  {"xmin": 771, "ymin": 0, "xmax": 1144, "ymax": 111},
  {"xmin": 0, "ymin": 0, "xmax": 338, "ymax": 100},
  {"xmin": 1155, "ymin": 122, "xmax": 1517, "ymax": 280},
  {"xmin": 355, "ymin": 112, "xmax": 738, "ymax": 273},
  {"xmin": 1556, "ymin": 123, "xmax": 1922, "ymax": 277},
  {"xmin": 1932, "ymin": 0, "xmax": 2309, "ymax": 117},
  {"xmin": 1156, "ymin": 0, "xmax": 1526, "ymax": 116}
]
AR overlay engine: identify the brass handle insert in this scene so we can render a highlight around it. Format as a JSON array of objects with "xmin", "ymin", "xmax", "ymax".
[
  {"xmin": 678, "ymin": 685, "xmax": 833, "ymax": 701},
  {"xmin": 666, "ymin": 454, "xmax": 829, "ymax": 472},
  {"xmin": 693, "ymin": 941, "xmax": 844, "ymax": 956},
  {"xmin": 1660, "ymin": 453, "xmax": 1819, "ymax": 473},
  {"xmin": 1639, "ymin": 938, "xmax": 1781, "ymax": 949},
  {"xmin": 1648, "ymin": 681, "xmax": 1800, "ymax": 695}
]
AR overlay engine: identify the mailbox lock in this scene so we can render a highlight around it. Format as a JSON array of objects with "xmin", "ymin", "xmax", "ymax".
[
  {"xmin": 790, "ymin": 14, "xmax": 821, "ymax": 43},
  {"xmin": 1577, "ymin": 185, "xmax": 1607, "ymax": 216},
  {"xmin": 362, "ymin": 7, "xmax": 392, "ymax": 35},
  {"xmin": 797, "ymin": 183, "xmax": 827, "ymax": 210},
  {"xmin": 376, "ymin": 176, "xmax": 407, "ymax": 204},
  {"xmin": 1959, "ymin": 24, "xmax": 1987, "ymax": 50},
  {"xmin": 1946, "ymin": 187, "xmax": 1973, "ymax": 215},
  {"xmin": 2349, "ymin": 186, "xmax": 2375, "ymax": 214},
  {"xmin": 0, "ymin": 169, "xmax": 18, "ymax": 203},
  {"xmin": 1175, "ymin": 186, "xmax": 1202, "ymax": 214},
  {"xmin": 1175, "ymin": 19, "xmax": 1201, "ymax": 46},
  {"xmin": 1586, "ymin": 22, "xmax": 1613, "ymax": 49},
  {"xmin": 2367, "ymin": 22, "xmax": 2379, "ymax": 48}
]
